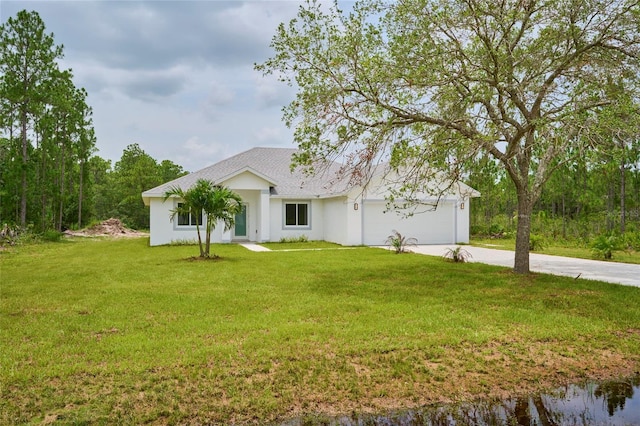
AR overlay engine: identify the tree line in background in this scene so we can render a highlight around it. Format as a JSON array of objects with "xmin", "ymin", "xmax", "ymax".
[
  {"xmin": 0, "ymin": 10, "xmax": 95, "ymax": 233},
  {"xmin": 89, "ymin": 144, "xmax": 186, "ymax": 230},
  {"xmin": 467, "ymin": 144, "xmax": 640, "ymax": 244},
  {"xmin": 2, "ymin": 8, "xmax": 639, "ymax": 251},
  {"xmin": 467, "ymin": 80, "xmax": 640, "ymax": 246},
  {"xmin": 0, "ymin": 11, "xmax": 186, "ymax": 233}
]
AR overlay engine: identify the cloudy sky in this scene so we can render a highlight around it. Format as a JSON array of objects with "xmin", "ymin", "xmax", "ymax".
[{"xmin": 1, "ymin": 0, "xmax": 335, "ymax": 172}]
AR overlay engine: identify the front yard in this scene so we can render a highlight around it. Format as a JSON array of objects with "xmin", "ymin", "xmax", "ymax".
[{"xmin": 1, "ymin": 237, "xmax": 639, "ymax": 424}]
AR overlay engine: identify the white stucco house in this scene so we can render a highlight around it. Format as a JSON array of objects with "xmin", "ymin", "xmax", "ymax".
[{"xmin": 141, "ymin": 147, "xmax": 479, "ymax": 247}]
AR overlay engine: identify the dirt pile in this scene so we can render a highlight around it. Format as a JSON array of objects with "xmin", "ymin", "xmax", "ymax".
[{"xmin": 65, "ymin": 218, "xmax": 147, "ymax": 238}]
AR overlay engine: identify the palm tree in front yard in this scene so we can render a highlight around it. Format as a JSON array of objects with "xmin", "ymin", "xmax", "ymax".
[{"xmin": 163, "ymin": 179, "xmax": 243, "ymax": 258}]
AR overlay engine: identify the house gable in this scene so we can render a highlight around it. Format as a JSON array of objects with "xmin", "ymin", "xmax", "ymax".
[{"xmin": 220, "ymin": 169, "xmax": 273, "ymax": 191}]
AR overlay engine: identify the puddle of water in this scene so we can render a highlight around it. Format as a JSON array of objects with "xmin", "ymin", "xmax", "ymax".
[{"xmin": 282, "ymin": 376, "xmax": 640, "ymax": 425}]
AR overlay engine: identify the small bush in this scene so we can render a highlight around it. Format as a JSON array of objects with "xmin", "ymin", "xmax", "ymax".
[
  {"xmin": 279, "ymin": 235, "xmax": 309, "ymax": 243},
  {"xmin": 528, "ymin": 234, "xmax": 546, "ymax": 251},
  {"xmin": 42, "ymin": 230, "xmax": 63, "ymax": 242},
  {"xmin": 470, "ymin": 224, "xmax": 488, "ymax": 236},
  {"xmin": 489, "ymin": 224, "xmax": 505, "ymax": 238},
  {"xmin": 621, "ymin": 232, "xmax": 640, "ymax": 251},
  {"xmin": 385, "ymin": 230, "xmax": 417, "ymax": 254},
  {"xmin": 591, "ymin": 235, "xmax": 620, "ymax": 260},
  {"xmin": 1, "ymin": 224, "xmax": 20, "ymax": 246},
  {"xmin": 443, "ymin": 246, "xmax": 473, "ymax": 263},
  {"xmin": 170, "ymin": 239, "xmax": 198, "ymax": 246},
  {"xmin": 0, "ymin": 224, "xmax": 42, "ymax": 246}
]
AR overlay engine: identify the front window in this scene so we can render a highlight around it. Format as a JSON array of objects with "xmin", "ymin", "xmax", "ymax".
[
  {"xmin": 177, "ymin": 202, "xmax": 202, "ymax": 227},
  {"xmin": 284, "ymin": 202, "xmax": 309, "ymax": 227}
]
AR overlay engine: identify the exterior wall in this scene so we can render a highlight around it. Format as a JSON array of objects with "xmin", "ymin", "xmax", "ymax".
[
  {"xmin": 224, "ymin": 171, "xmax": 271, "ymax": 191},
  {"xmin": 148, "ymin": 189, "xmax": 263, "ymax": 246},
  {"xmin": 147, "ymin": 172, "xmax": 273, "ymax": 246},
  {"xmin": 149, "ymin": 197, "xmax": 203, "ymax": 246},
  {"xmin": 223, "ymin": 173, "xmax": 271, "ymax": 242},
  {"xmin": 147, "ymin": 172, "xmax": 474, "ymax": 246},
  {"xmin": 322, "ymin": 197, "xmax": 348, "ymax": 245},
  {"xmin": 269, "ymin": 198, "xmax": 325, "ymax": 242},
  {"xmin": 361, "ymin": 199, "xmax": 457, "ymax": 245},
  {"xmin": 455, "ymin": 198, "xmax": 471, "ymax": 244},
  {"xmin": 258, "ymin": 190, "xmax": 270, "ymax": 242},
  {"xmin": 345, "ymin": 193, "xmax": 364, "ymax": 245},
  {"xmin": 358, "ymin": 172, "xmax": 474, "ymax": 245}
]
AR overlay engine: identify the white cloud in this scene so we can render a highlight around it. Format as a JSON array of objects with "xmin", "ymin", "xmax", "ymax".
[
  {"xmin": 1, "ymin": 0, "xmax": 307, "ymax": 172},
  {"xmin": 253, "ymin": 126, "xmax": 284, "ymax": 143},
  {"xmin": 200, "ymin": 82, "xmax": 236, "ymax": 120},
  {"xmin": 175, "ymin": 137, "xmax": 225, "ymax": 171},
  {"xmin": 253, "ymin": 72, "xmax": 290, "ymax": 109}
]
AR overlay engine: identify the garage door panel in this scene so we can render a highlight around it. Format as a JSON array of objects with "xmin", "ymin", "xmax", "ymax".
[{"xmin": 362, "ymin": 201, "xmax": 454, "ymax": 245}]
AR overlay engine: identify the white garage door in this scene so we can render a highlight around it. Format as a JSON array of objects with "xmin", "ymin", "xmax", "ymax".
[{"xmin": 362, "ymin": 201, "xmax": 455, "ymax": 246}]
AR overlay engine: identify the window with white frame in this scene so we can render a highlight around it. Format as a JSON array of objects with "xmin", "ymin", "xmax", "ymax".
[
  {"xmin": 284, "ymin": 202, "xmax": 309, "ymax": 227},
  {"xmin": 176, "ymin": 202, "xmax": 202, "ymax": 227}
]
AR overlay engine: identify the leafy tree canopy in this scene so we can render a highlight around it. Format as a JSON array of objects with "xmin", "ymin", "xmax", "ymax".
[
  {"xmin": 111, "ymin": 143, "xmax": 187, "ymax": 230},
  {"xmin": 1, "ymin": 9, "xmax": 96, "ymax": 231},
  {"xmin": 258, "ymin": 0, "xmax": 640, "ymax": 273}
]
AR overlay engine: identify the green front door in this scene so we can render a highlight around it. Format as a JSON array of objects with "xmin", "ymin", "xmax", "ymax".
[{"xmin": 234, "ymin": 205, "xmax": 247, "ymax": 238}]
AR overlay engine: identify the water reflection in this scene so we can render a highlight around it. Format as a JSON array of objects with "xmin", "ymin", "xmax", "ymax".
[
  {"xmin": 594, "ymin": 379, "xmax": 637, "ymax": 417},
  {"xmin": 283, "ymin": 376, "xmax": 640, "ymax": 426}
]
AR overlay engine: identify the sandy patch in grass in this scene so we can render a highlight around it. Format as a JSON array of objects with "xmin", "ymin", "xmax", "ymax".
[{"xmin": 64, "ymin": 218, "xmax": 147, "ymax": 238}]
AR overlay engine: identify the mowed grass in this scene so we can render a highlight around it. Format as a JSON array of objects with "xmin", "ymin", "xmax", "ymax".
[{"xmin": 1, "ymin": 238, "xmax": 639, "ymax": 424}]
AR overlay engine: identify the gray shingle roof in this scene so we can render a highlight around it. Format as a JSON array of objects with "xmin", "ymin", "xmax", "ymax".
[{"xmin": 142, "ymin": 147, "xmax": 350, "ymax": 200}]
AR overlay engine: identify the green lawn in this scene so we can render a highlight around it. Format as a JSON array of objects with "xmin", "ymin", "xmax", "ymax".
[{"xmin": 2, "ymin": 237, "xmax": 639, "ymax": 424}]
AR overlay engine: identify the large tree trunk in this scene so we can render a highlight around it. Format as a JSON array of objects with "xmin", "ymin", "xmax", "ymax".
[
  {"xmin": 58, "ymin": 138, "xmax": 65, "ymax": 232},
  {"xmin": 620, "ymin": 156, "xmax": 626, "ymax": 233},
  {"xmin": 514, "ymin": 190, "xmax": 533, "ymax": 274},
  {"xmin": 78, "ymin": 158, "xmax": 84, "ymax": 229},
  {"xmin": 20, "ymin": 107, "xmax": 28, "ymax": 227},
  {"xmin": 608, "ymin": 181, "xmax": 615, "ymax": 232},
  {"xmin": 41, "ymin": 140, "xmax": 47, "ymax": 232}
]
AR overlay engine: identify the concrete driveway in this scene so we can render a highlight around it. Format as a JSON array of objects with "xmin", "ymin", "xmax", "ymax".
[{"xmin": 408, "ymin": 245, "xmax": 640, "ymax": 288}]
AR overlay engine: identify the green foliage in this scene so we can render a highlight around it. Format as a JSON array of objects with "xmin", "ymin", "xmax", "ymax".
[
  {"xmin": 169, "ymin": 239, "xmax": 199, "ymax": 246},
  {"xmin": 164, "ymin": 180, "xmax": 243, "ymax": 258},
  {"xmin": 442, "ymin": 246, "xmax": 472, "ymax": 263},
  {"xmin": 97, "ymin": 144, "xmax": 187, "ymax": 230},
  {"xmin": 489, "ymin": 223, "xmax": 507, "ymax": 238},
  {"xmin": 0, "ymin": 224, "xmax": 48, "ymax": 246},
  {"xmin": 41, "ymin": 230, "xmax": 63, "ymax": 242},
  {"xmin": 279, "ymin": 235, "xmax": 309, "ymax": 243},
  {"xmin": 258, "ymin": 0, "xmax": 639, "ymax": 274},
  {"xmin": 113, "ymin": 144, "xmax": 163, "ymax": 229},
  {"xmin": 0, "ymin": 224, "xmax": 22, "ymax": 246},
  {"xmin": 385, "ymin": 230, "xmax": 417, "ymax": 254},
  {"xmin": 591, "ymin": 235, "xmax": 621, "ymax": 260},
  {"xmin": 620, "ymin": 232, "xmax": 640, "ymax": 251},
  {"xmin": 472, "ymin": 237, "xmax": 640, "ymax": 264},
  {"xmin": 1, "ymin": 11, "xmax": 189, "ymax": 233},
  {"xmin": 528, "ymin": 234, "xmax": 547, "ymax": 252},
  {"xmin": 0, "ymin": 10, "xmax": 96, "ymax": 232}
]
